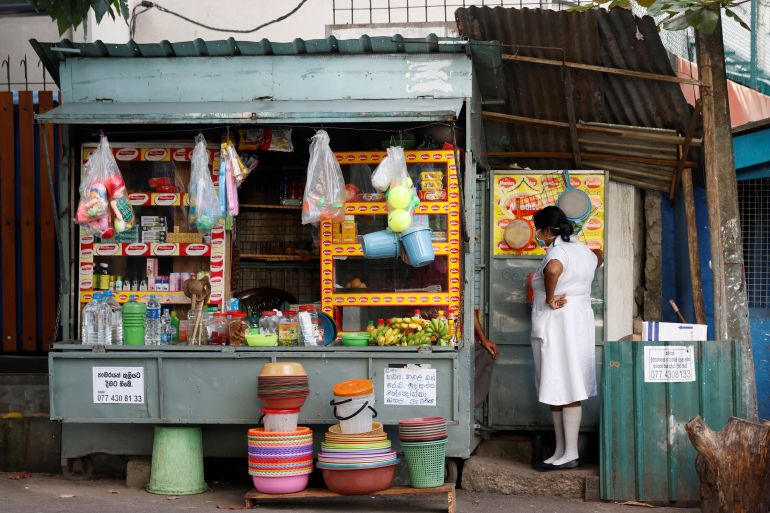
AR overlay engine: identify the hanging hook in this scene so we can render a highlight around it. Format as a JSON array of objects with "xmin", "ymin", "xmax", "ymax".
[
  {"xmin": 19, "ymin": 55, "xmax": 28, "ymax": 91},
  {"xmin": 37, "ymin": 60, "xmax": 47, "ymax": 91},
  {"xmin": 1, "ymin": 56, "xmax": 9, "ymax": 92}
]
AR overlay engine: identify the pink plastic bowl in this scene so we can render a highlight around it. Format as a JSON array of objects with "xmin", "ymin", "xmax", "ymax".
[{"xmin": 251, "ymin": 473, "xmax": 310, "ymax": 494}]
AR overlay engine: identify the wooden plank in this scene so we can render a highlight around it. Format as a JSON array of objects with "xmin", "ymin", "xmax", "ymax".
[
  {"xmin": 481, "ymin": 111, "xmax": 703, "ymax": 146},
  {"xmin": 669, "ymin": 102, "xmax": 702, "ymax": 202},
  {"xmin": 0, "ymin": 92, "xmax": 16, "ymax": 352},
  {"xmin": 682, "ymin": 167, "xmax": 707, "ymax": 325},
  {"xmin": 244, "ymin": 483, "xmax": 456, "ymax": 512},
  {"xmin": 18, "ymin": 92, "xmax": 37, "ymax": 351},
  {"xmin": 501, "ymin": 53, "xmax": 702, "ymax": 86},
  {"xmin": 564, "ymin": 69, "xmax": 582, "ymax": 168},
  {"xmin": 38, "ymin": 91, "xmax": 56, "ymax": 348},
  {"xmin": 484, "ymin": 150, "xmax": 696, "ymax": 168}
]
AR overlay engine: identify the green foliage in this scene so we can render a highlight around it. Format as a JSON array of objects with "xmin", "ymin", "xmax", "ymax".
[
  {"xmin": 571, "ymin": 0, "xmax": 750, "ymax": 34},
  {"xmin": 29, "ymin": 0, "xmax": 130, "ymax": 35}
]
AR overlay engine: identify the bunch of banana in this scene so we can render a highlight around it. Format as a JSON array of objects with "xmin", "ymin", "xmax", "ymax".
[
  {"xmin": 370, "ymin": 325, "xmax": 404, "ymax": 346},
  {"xmin": 422, "ymin": 318, "xmax": 451, "ymax": 345},
  {"xmin": 389, "ymin": 317, "xmax": 430, "ymax": 331},
  {"xmin": 404, "ymin": 330, "xmax": 433, "ymax": 346}
]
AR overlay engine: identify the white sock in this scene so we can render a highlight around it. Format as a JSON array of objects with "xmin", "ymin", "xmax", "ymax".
[
  {"xmin": 544, "ymin": 410, "xmax": 564, "ymax": 464},
  {"xmin": 551, "ymin": 405, "xmax": 581, "ymax": 466}
]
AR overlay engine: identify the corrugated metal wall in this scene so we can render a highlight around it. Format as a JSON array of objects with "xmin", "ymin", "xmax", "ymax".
[{"xmin": 0, "ymin": 90, "xmax": 60, "ymax": 352}]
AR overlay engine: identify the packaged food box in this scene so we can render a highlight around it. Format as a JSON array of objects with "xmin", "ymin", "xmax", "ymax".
[
  {"xmin": 420, "ymin": 171, "xmax": 444, "ymax": 182},
  {"xmin": 418, "ymin": 189, "xmax": 447, "ymax": 201},
  {"xmin": 420, "ymin": 180, "xmax": 443, "ymax": 191}
]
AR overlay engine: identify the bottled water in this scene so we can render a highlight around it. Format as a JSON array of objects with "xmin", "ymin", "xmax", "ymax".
[
  {"xmin": 104, "ymin": 291, "xmax": 123, "ymax": 345},
  {"xmin": 81, "ymin": 293, "xmax": 100, "ymax": 345},
  {"xmin": 145, "ymin": 295, "xmax": 161, "ymax": 345},
  {"xmin": 96, "ymin": 293, "xmax": 112, "ymax": 346},
  {"xmin": 160, "ymin": 309, "xmax": 172, "ymax": 345}
]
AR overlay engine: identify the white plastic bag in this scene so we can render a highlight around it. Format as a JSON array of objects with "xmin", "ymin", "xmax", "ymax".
[
  {"xmin": 301, "ymin": 130, "xmax": 345, "ymax": 225},
  {"xmin": 188, "ymin": 134, "xmax": 221, "ymax": 234}
]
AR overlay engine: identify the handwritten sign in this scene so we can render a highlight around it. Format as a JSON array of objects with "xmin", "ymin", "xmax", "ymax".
[
  {"xmin": 93, "ymin": 367, "xmax": 145, "ymax": 404},
  {"xmin": 643, "ymin": 346, "xmax": 696, "ymax": 383},
  {"xmin": 383, "ymin": 366, "xmax": 437, "ymax": 406}
]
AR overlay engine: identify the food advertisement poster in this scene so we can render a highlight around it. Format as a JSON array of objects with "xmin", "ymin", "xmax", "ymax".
[{"xmin": 492, "ymin": 172, "xmax": 605, "ymax": 257}]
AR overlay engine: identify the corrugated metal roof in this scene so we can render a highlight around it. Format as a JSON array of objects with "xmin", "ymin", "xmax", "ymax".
[
  {"xmin": 30, "ymin": 35, "xmax": 466, "ymax": 86},
  {"xmin": 455, "ymin": 6, "xmax": 696, "ymax": 174}
]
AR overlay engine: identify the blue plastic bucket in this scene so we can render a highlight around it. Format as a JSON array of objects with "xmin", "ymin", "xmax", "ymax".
[
  {"xmin": 361, "ymin": 230, "xmax": 400, "ymax": 259},
  {"xmin": 399, "ymin": 225, "xmax": 435, "ymax": 267}
]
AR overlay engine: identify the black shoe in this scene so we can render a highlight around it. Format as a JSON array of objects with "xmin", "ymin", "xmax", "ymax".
[
  {"xmin": 533, "ymin": 461, "xmax": 554, "ymax": 472},
  {"xmin": 549, "ymin": 458, "xmax": 581, "ymax": 470}
]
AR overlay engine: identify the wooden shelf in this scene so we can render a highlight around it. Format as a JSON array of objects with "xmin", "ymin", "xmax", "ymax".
[
  {"xmin": 326, "ymin": 242, "xmax": 452, "ymax": 257},
  {"xmin": 80, "ymin": 291, "xmax": 191, "ymax": 304},
  {"xmin": 343, "ymin": 201, "xmax": 450, "ymax": 215},
  {"xmin": 127, "ymin": 192, "xmax": 188, "ymax": 207},
  {"xmin": 92, "ymin": 242, "xmax": 211, "ymax": 257},
  {"xmin": 240, "ymin": 203, "xmax": 302, "ymax": 210}
]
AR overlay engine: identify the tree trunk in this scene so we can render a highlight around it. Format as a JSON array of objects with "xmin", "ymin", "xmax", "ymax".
[{"xmin": 685, "ymin": 416, "xmax": 770, "ymax": 513}]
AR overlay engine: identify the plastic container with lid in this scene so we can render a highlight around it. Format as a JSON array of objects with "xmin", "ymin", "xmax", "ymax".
[
  {"xmin": 208, "ymin": 312, "xmax": 229, "ymax": 345},
  {"xmin": 228, "ymin": 311, "xmax": 248, "ymax": 346},
  {"xmin": 297, "ymin": 305, "xmax": 322, "ymax": 346},
  {"xmin": 247, "ymin": 317, "xmax": 260, "ymax": 333},
  {"xmin": 277, "ymin": 311, "xmax": 299, "ymax": 346},
  {"xmin": 331, "ymin": 379, "xmax": 377, "ymax": 434},
  {"xmin": 259, "ymin": 311, "xmax": 279, "ymax": 335}
]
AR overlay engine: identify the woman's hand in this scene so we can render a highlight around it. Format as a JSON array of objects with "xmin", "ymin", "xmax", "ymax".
[{"xmin": 546, "ymin": 294, "xmax": 567, "ymax": 310}]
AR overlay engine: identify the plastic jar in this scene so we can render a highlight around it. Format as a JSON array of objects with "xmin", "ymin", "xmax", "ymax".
[
  {"xmin": 277, "ymin": 311, "xmax": 299, "ymax": 346},
  {"xmin": 297, "ymin": 305, "xmax": 321, "ymax": 346},
  {"xmin": 259, "ymin": 311, "xmax": 278, "ymax": 335},
  {"xmin": 247, "ymin": 317, "xmax": 260, "ymax": 334},
  {"xmin": 208, "ymin": 313, "xmax": 229, "ymax": 345},
  {"xmin": 261, "ymin": 408, "xmax": 300, "ymax": 432},
  {"xmin": 228, "ymin": 311, "xmax": 248, "ymax": 346}
]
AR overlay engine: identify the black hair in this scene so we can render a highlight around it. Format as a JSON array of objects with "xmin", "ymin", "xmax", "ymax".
[{"xmin": 532, "ymin": 206, "xmax": 575, "ymax": 242}]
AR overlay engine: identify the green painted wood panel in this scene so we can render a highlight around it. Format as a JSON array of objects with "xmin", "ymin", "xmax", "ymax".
[{"xmin": 601, "ymin": 340, "xmax": 744, "ymax": 503}]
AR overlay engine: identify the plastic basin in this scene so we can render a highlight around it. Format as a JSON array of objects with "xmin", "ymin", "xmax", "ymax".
[
  {"xmin": 321, "ymin": 464, "xmax": 396, "ymax": 495},
  {"xmin": 260, "ymin": 396, "xmax": 307, "ymax": 410},
  {"xmin": 399, "ymin": 225, "xmax": 435, "ymax": 267},
  {"xmin": 341, "ymin": 332, "xmax": 370, "ymax": 346},
  {"xmin": 246, "ymin": 333, "xmax": 278, "ymax": 347},
  {"xmin": 259, "ymin": 362, "xmax": 307, "ymax": 377},
  {"xmin": 251, "ymin": 474, "xmax": 309, "ymax": 494}
]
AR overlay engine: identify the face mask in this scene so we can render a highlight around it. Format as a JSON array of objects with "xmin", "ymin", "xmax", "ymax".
[{"xmin": 535, "ymin": 229, "xmax": 548, "ymax": 248}]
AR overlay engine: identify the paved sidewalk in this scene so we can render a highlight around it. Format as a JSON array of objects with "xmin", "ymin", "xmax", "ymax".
[{"xmin": 0, "ymin": 473, "xmax": 699, "ymax": 513}]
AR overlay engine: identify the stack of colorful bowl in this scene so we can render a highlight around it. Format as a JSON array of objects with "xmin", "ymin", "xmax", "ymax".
[
  {"xmin": 316, "ymin": 424, "xmax": 399, "ymax": 495},
  {"xmin": 247, "ymin": 427, "xmax": 314, "ymax": 494},
  {"xmin": 257, "ymin": 362, "xmax": 309, "ymax": 410},
  {"xmin": 399, "ymin": 416, "xmax": 448, "ymax": 488}
]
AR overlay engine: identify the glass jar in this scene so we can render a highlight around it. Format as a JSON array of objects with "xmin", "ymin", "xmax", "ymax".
[
  {"xmin": 259, "ymin": 311, "xmax": 278, "ymax": 335},
  {"xmin": 298, "ymin": 305, "xmax": 322, "ymax": 346},
  {"xmin": 208, "ymin": 313, "xmax": 229, "ymax": 345},
  {"xmin": 228, "ymin": 311, "xmax": 248, "ymax": 346},
  {"xmin": 247, "ymin": 317, "xmax": 260, "ymax": 334},
  {"xmin": 277, "ymin": 311, "xmax": 299, "ymax": 346}
]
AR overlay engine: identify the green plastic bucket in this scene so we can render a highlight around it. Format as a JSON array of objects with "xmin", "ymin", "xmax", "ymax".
[
  {"xmin": 401, "ymin": 439, "xmax": 446, "ymax": 488},
  {"xmin": 147, "ymin": 426, "xmax": 207, "ymax": 495}
]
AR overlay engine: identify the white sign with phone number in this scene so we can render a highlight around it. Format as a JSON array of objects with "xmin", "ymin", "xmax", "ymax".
[
  {"xmin": 383, "ymin": 366, "xmax": 437, "ymax": 406},
  {"xmin": 93, "ymin": 367, "xmax": 145, "ymax": 404},
  {"xmin": 643, "ymin": 346, "xmax": 696, "ymax": 383}
]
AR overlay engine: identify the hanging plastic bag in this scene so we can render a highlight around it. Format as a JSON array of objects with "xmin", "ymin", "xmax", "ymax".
[
  {"xmin": 301, "ymin": 130, "xmax": 345, "ymax": 225},
  {"xmin": 188, "ymin": 134, "xmax": 221, "ymax": 234},
  {"xmin": 76, "ymin": 135, "xmax": 136, "ymax": 238},
  {"xmin": 222, "ymin": 139, "xmax": 252, "ymax": 187},
  {"xmin": 381, "ymin": 146, "xmax": 419, "ymax": 233},
  {"xmin": 222, "ymin": 142, "xmax": 239, "ymax": 216}
]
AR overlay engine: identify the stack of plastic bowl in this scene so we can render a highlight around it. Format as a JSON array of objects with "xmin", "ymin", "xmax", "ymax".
[
  {"xmin": 257, "ymin": 362, "xmax": 309, "ymax": 410},
  {"xmin": 317, "ymin": 422, "xmax": 398, "ymax": 494},
  {"xmin": 398, "ymin": 417, "xmax": 448, "ymax": 488},
  {"xmin": 247, "ymin": 426, "xmax": 314, "ymax": 494},
  {"xmin": 329, "ymin": 379, "xmax": 377, "ymax": 434}
]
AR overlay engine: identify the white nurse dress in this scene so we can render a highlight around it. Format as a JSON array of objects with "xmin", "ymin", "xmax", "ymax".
[{"xmin": 531, "ymin": 236, "xmax": 598, "ymax": 406}]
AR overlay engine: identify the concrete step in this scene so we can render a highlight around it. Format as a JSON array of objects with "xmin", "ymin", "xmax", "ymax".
[
  {"xmin": 462, "ymin": 455, "xmax": 598, "ymax": 500},
  {"xmin": 0, "ymin": 373, "xmax": 49, "ymax": 415}
]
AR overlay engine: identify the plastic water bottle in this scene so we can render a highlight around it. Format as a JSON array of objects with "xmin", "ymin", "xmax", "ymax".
[
  {"xmin": 96, "ymin": 293, "xmax": 112, "ymax": 345},
  {"xmin": 104, "ymin": 291, "xmax": 123, "ymax": 345},
  {"xmin": 145, "ymin": 295, "xmax": 161, "ymax": 345},
  {"xmin": 81, "ymin": 293, "xmax": 100, "ymax": 345},
  {"xmin": 160, "ymin": 309, "xmax": 172, "ymax": 345}
]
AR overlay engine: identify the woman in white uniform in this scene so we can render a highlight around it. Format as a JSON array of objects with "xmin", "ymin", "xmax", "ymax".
[{"xmin": 530, "ymin": 206, "xmax": 603, "ymax": 471}]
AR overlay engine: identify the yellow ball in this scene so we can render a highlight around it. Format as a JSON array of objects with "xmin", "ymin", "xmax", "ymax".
[
  {"xmin": 388, "ymin": 209, "xmax": 412, "ymax": 233},
  {"xmin": 387, "ymin": 186, "xmax": 411, "ymax": 210}
]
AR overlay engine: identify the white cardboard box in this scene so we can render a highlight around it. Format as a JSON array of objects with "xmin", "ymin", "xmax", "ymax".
[{"xmin": 642, "ymin": 321, "xmax": 708, "ymax": 342}]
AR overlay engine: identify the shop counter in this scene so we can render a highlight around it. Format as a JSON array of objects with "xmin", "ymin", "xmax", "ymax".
[{"xmin": 50, "ymin": 343, "xmax": 475, "ymax": 467}]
